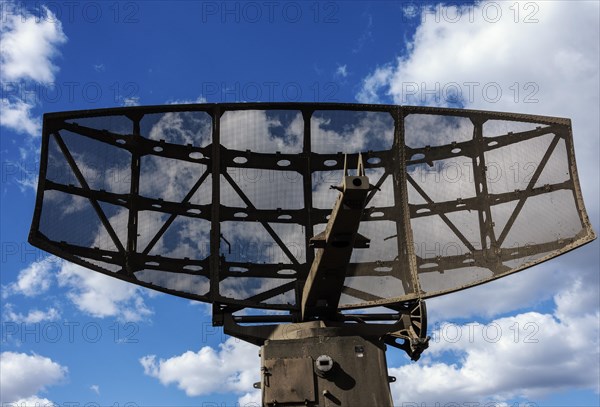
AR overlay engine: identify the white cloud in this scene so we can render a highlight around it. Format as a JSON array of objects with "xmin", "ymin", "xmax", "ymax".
[
  {"xmin": 90, "ymin": 384, "xmax": 100, "ymax": 395},
  {"xmin": 238, "ymin": 390, "xmax": 261, "ymax": 406},
  {"xmin": 335, "ymin": 64, "xmax": 348, "ymax": 78},
  {"xmin": 10, "ymin": 396, "xmax": 54, "ymax": 406},
  {"xmin": 0, "ymin": 352, "xmax": 67, "ymax": 403},
  {"xmin": 0, "ymin": 97, "xmax": 41, "ymax": 137},
  {"xmin": 427, "ymin": 271, "xmax": 550, "ymax": 322},
  {"xmin": 554, "ymin": 276, "xmax": 599, "ymax": 322},
  {"xmin": 4, "ymin": 257, "xmax": 56, "ymax": 297},
  {"xmin": 57, "ymin": 261, "xmax": 152, "ymax": 322},
  {"xmin": 0, "ymin": 1, "xmax": 67, "ymax": 140},
  {"xmin": 390, "ymin": 279, "xmax": 600, "ymax": 404},
  {"xmin": 122, "ymin": 96, "xmax": 140, "ymax": 106},
  {"xmin": 0, "ymin": 2, "xmax": 67, "ymax": 83},
  {"xmin": 220, "ymin": 109, "xmax": 303, "ymax": 153},
  {"xmin": 310, "ymin": 110, "xmax": 394, "ymax": 154},
  {"xmin": 356, "ymin": 1, "xmax": 599, "ymax": 217},
  {"xmin": 147, "ymin": 109, "xmax": 212, "ymax": 146},
  {"xmin": 140, "ymin": 337, "xmax": 259, "ymax": 397},
  {"xmin": 15, "ymin": 171, "xmax": 38, "ymax": 193},
  {"xmin": 167, "ymin": 95, "xmax": 208, "ymax": 104},
  {"xmin": 358, "ymin": 2, "xmax": 599, "ymax": 113},
  {"xmin": 4, "ymin": 256, "xmax": 152, "ymax": 322},
  {"xmin": 356, "ymin": 64, "xmax": 394, "ymax": 104},
  {"xmin": 4, "ymin": 304, "xmax": 61, "ymax": 323}
]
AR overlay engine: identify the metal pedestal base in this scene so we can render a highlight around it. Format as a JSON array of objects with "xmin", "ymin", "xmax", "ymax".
[
  {"xmin": 221, "ymin": 301, "xmax": 429, "ymax": 406},
  {"xmin": 260, "ymin": 333, "xmax": 394, "ymax": 406}
]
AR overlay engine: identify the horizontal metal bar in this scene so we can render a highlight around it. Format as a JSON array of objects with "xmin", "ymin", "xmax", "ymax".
[
  {"xmin": 232, "ymin": 312, "xmax": 403, "ymax": 324},
  {"xmin": 232, "ymin": 315, "xmax": 294, "ymax": 323},
  {"xmin": 406, "ymin": 124, "xmax": 563, "ymax": 166},
  {"xmin": 409, "ymin": 180, "xmax": 573, "ymax": 218},
  {"xmin": 43, "ymin": 103, "xmax": 571, "ymax": 126}
]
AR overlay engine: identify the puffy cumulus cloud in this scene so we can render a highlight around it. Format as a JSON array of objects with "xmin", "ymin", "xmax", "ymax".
[
  {"xmin": 0, "ymin": 352, "xmax": 66, "ymax": 403},
  {"xmin": 220, "ymin": 109, "xmax": 304, "ymax": 153},
  {"xmin": 4, "ymin": 304, "xmax": 61, "ymax": 323},
  {"xmin": 356, "ymin": 64, "xmax": 394, "ymax": 105},
  {"xmin": 0, "ymin": 98, "xmax": 41, "ymax": 137},
  {"xmin": 554, "ymin": 276, "xmax": 599, "ymax": 322},
  {"xmin": 390, "ymin": 278, "xmax": 599, "ymax": 404},
  {"xmin": 140, "ymin": 337, "xmax": 259, "ymax": 397},
  {"xmin": 356, "ymin": 1, "xmax": 599, "ymax": 217},
  {"xmin": 238, "ymin": 390, "xmax": 261, "ymax": 406},
  {"xmin": 57, "ymin": 261, "xmax": 152, "ymax": 322},
  {"xmin": 426, "ymin": 264, "xmax": 565, "ymax": 322},
  {"xmin": 0, "ymin": 1, "xmax": 67, "ymax": 139},
  {"xmin": 3, "ymin": 257, "xmax": 57, "ymax": 297},
  {"xmin": 358, "ymin": 2, "xmax": 599, "ymax": 113},
  {"xmin": 4, "ymin": 256, "xmax": 153, "ymax": 322},
  {"xmin": 0, "ymin": 2, "xmax": 67, "ymax": 83},
  {"xmin": 311, "ymin": 110, "xmax": 394, "ymax": 154},
  {"xmin": 147, "ymin": 110, "xmax": 213, "ymax": 147},
  {"xmin": 9, "ymin": 396, "xmax": 54, "ymax": 406},
  {"xmin": 166, "ymin": 95, "xmax": 208, "ymax": 105}
]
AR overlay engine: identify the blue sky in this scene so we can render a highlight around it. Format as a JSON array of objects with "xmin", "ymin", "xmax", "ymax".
[{"xmin": 1, "ymin": 1, "xmax": 599, "ymax": 406}]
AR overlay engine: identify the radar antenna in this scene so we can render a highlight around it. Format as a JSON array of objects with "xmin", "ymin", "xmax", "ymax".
[{"xmin": 30, "ymin": 103, "xmax": 596, "ymax": 406}]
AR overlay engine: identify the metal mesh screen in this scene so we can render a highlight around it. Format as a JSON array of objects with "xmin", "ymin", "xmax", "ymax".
[{"xmin": 30, "ymin": 104, "xmax": 596, "ymax": 313}]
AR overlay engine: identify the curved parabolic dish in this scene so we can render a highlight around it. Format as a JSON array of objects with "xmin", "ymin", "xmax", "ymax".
[{"xmin": 29, "ymin": 103, "xmax": 596, "ymax": 312}]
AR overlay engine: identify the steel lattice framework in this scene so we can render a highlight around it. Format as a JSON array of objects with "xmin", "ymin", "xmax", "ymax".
[{"xmin": 29, "ymin": 103, "xmax": 596, "ymax": 320}]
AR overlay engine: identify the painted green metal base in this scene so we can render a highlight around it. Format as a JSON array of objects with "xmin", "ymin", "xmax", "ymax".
[{"xmin": 259, "ymin": 329, "xmax": 394, "ymax": 407}]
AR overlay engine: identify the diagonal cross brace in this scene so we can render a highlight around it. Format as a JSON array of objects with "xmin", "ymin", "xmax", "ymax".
[
  {"xmin": 222, "ymin": 171, "xmax": 300, "ymax": 265},
  {"xmin": 53, "ymin": 132, "xmax": 127, "ymax": 258},
  {"xmin": 497, "ymin": 134, "xmax": 562, "ymax": 246},
  {"xmin": 407, "ymin": 174, "xmax": 476, "ymax": 253}
]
